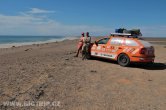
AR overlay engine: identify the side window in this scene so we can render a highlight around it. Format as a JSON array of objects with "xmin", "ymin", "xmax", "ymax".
[
  {"xmin": 125, "ymin": 39, "xmax": 139, "ymax": 46},
  {"xmin": 97, "ymin": 38, "xmax": 110, "ymax": 44},
  {"xmin": 110, "ymin": 38, "xmax": 123, "ymax": 45}
]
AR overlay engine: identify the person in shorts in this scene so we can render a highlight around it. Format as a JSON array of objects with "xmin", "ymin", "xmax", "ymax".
[{"xmin": 75, "ymin": 32, "xmax": 84, "ymax": 57}]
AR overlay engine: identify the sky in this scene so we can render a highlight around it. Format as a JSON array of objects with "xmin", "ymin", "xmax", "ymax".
[{"xmin": 0, "ymin": 0, "xmax": 166, "ymax": 37}]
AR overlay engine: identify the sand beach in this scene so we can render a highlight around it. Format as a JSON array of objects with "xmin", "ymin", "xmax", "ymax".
[{"xmin": 0, "ymin": 38, "xmax": 166, "ymax": 110}]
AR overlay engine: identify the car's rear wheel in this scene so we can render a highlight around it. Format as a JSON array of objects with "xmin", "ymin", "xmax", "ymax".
[{"xmin": 118, "ymin": 54, "xmax": 130, "ymax": 67}]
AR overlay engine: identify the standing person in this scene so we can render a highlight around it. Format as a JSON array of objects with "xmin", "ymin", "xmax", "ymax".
[
  {"xmin": 82, "ymin": 32, "xmax": 91, "ymax": 60},
  {"xmin": 75, "ymin": 32, "xmax": 84, "ymax": 57}
]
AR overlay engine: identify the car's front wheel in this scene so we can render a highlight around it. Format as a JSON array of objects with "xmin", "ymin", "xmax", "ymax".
[{"xmin": 118, "ymin": 54, "xmax": 130, "ymax": 67}]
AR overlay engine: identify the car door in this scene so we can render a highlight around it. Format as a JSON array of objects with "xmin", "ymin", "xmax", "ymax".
[
  {"xmin": 91, "ymin": 38, "xmax": 110, "ymax": 57},
  {"xmin": 108, "ymin": 37, "xmax": 125, "ymax": 59}
]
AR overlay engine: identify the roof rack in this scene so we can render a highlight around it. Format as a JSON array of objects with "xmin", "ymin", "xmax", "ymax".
[{"xmin": 110, "ymin": 33, "xmax": 131, "ymax": 36}]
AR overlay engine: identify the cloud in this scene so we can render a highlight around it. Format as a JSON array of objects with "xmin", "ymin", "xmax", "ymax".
[
  {"xmin": 0, "ymin": 14, "xmax": 112, "ymax": 36},
  {"xmin": 0, "ymin": 8, "xmax": 113, "ymax": 36},
  {"xmin": 0, "ymin": 8, "xmax": 165, "ymax": 37},
  {"xmin": 27, "ymin": 8, "xmax": 55, "ymax": 14}
]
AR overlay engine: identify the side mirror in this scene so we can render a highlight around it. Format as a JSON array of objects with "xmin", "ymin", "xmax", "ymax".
[{"xmin": 95, "ymin": 41, "xmax": 98, "ymax": 46}]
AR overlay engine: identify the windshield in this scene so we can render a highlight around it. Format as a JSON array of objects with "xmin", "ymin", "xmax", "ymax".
[{"xmin": 97, "ymin": 38, "xmax": 110, "ymax": 44}]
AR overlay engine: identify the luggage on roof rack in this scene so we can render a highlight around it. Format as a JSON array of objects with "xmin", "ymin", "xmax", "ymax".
[
  {"xmin": 115, "ymin": 28, "xmax": 126, "ymax": 33},
  {"xmin": 115, "ymin": 28, "xmax": 142, "ymax": 37}
]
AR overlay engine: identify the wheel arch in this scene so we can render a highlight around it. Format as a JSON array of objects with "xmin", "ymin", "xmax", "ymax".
[
  {"xmin": 117, "ymin": 53, "xmax": 131, "ymax": 67},
  {"xmin": 116, "ymin": 52, "xmax": 130, "ymax": 61}
]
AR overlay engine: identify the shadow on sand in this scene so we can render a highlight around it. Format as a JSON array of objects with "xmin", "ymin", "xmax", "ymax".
[
  {"xmin": 90, "ymin": 57, "xmax": 166, "ymax": 70},
  {"xmin": 130, "ymin": 62, "xmax": 166, "ymax": 70}
]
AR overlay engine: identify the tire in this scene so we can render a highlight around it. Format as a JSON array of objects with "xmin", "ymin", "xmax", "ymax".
[{"xmin": 118, "ymin": 54, "xmax": 130, "ymax": 67}]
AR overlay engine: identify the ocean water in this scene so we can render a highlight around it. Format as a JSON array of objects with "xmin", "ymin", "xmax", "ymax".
[
  {"xmin": 0, "ymin": 35, "xmax": 65, "ymax": 44},
  {"xmin": 0, "ymin": 35, "xmax": 77, "ymax": 48}
]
